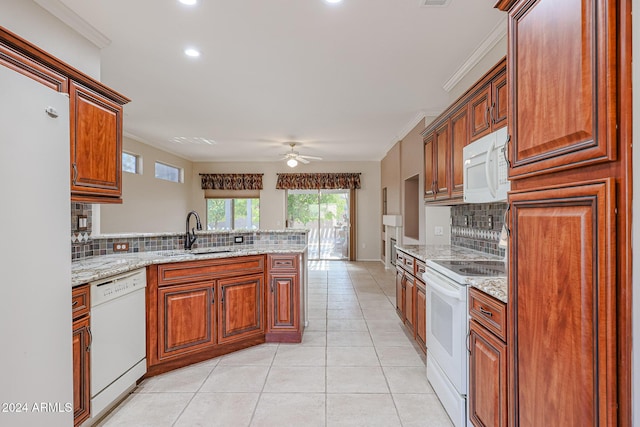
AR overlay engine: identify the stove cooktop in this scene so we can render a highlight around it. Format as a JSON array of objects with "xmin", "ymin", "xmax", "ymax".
[{"xmin": 426, "ymin": 259, "xmax": 507, "ymax": 284}]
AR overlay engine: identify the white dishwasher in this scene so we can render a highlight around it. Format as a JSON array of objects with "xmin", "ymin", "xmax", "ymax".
[{"xmin": 90, "ymin": 268, "xmax": 147, "ymax": 422}]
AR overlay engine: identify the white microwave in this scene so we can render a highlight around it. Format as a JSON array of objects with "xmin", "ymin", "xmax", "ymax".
[{"xmin": 463, "ymin": 126, "xmax": 510, "ymax": 203}]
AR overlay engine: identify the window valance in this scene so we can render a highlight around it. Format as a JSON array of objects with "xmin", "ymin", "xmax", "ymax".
[
  {"xmin": 200, "ymin": 173, "xmax": 263, "ymax": 190},
  {"xmin": 276, "ymin": 173, "xmax": 361, "ymax": 190}
]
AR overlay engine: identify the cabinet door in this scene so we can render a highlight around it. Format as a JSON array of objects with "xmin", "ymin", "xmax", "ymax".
[
  {"xmin": 491, "ymin": 70, "xmax": 508, "ymax": 129},
  {"xmin": 469, "ymin": 320, "xmax": 507, "ymax": 427},
  {"xmin": 267, "ymin": 273, "xmax": 300, "ymax": 332},
  {"xmin": 423, "ymin": 132, "xmax": 436, "ymax": 198},
  {"xmin": 470, "ymin": 85, "xmax": 491, "ymax": 141},
  {"xmin": 218, "ymin": 273, "xmax": 264, "ymax": 344},
  {"xmin": 434, "ymin": 121, "xmax": 450, "ymax": 199},
  {"xmin": 403, "ymin": 274, "xmax": 415, "ymax": 333},
  {"xmin": 450, "ymin": 106, "xmax": 469, "ymax": 198},
  {"xmin": 507, "ymin": 0, "xmax": 616, "ymax": 178},
  {"xmin": 72, "ymin": 317, "xmax": 90, "ymax": 427},
  {"xmin": 70, "ymin": 81, "xmax": 122, "ymax": 200},
  {"xmin": 509, "ymin": 179, "xmax": 616, "ymax": 426},
  {"xmin": 416, "ymin": 283, "xmax": 427, "ymax": 352},
  {"xmin": 395, "ymin": 268, "xmax": 405, "ymax": 320},
  {"xmin": 158, "ymin": 282, "xmax": 216, "ymax": 360}
]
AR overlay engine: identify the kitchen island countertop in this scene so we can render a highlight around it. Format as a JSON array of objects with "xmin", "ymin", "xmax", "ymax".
[{"xmin": 72, "ymin": 244, "xmax": 307, "ymax": 287}]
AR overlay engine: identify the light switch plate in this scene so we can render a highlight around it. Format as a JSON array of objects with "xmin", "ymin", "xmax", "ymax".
[{"xmin": 234, "ymin": 236, "xmax": 243, "ymax": 244}]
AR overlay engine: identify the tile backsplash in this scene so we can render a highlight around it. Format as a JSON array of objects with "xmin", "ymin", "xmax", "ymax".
[
  {"xmin": 451, "ymin": 202, "xmax": 508, "ymax": 257},
  {"xmin": 70, "ymin": 203, "xmax": 307, "ymax": 261}
]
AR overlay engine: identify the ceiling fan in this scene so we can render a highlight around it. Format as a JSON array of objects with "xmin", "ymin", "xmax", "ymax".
[{"xmin": 281, "ymin": 143, "xmax": 322, "ymax": 167}]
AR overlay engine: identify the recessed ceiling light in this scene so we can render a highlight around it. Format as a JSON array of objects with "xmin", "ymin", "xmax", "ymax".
[
  {"xmin": 184, "ymin": 48, "xmax": 201, "ymax": 57},
  {"xmin": 325, "ymin": 0, "xmax": 343, "ymax": 3},
  {"xmin": 178, "ymin": 0, "xmax": 198, "ymax": 5}
]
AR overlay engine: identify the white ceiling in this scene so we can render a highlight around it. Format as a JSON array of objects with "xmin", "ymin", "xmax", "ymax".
[{"xmin": 55, "ymin": 0, "xmax": 504, "ymax": 163}]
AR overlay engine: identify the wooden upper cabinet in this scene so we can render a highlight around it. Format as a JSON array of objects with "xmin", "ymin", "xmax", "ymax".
[
  {"xmin": 0, "ymin": 27, "xmax": 129, "ymax": 204},
  {"xmin": 470, "ymin": 65, "xmax": 508, "ymax": 142},
  {"xmin": 70, "ymin": 82, "xmax": 123, "ymax": 201},
  {"xmin": 450, "ymin": 105, "xmax": 470, "ymax": 199},
  {"xmin": 505, "ymin": 0, "xmax": 617, "ymax": 178},
  {"xmin": 509, "ymin": 179, "xmax": 617, "ymax": 426},
  {"xmin": 434, "ymin": 121, "xmax": 451, "ymax": 199},
  {"xmin": 423, "ymin": 131, "xmax": 436, "ymax": 198}
]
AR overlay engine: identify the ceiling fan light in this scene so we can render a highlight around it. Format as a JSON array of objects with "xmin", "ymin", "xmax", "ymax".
[{"xmin": 287, "ymin": 158, "xmax": 298, "ymax": 168}]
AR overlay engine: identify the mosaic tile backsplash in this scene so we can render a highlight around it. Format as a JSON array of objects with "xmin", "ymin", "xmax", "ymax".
[
  {"xmin": 451, "ymin": 202, "xmax": 508, "ymax": 257},
  {"xmin": 70, "ymin": 203, "xmax": 307, "ymax": 261}
]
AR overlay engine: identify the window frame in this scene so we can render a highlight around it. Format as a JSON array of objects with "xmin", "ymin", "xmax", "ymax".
[
  {"xmin": 154, "ymin": 161, "xmax": 183, "ymax": 183},
  {"xmin": 122, "ymin": 151, "xmax": 141, "ymax": 175},
  {"xmin": 205, "ymin": 197, "xmax": 260, "ymax": 231}
]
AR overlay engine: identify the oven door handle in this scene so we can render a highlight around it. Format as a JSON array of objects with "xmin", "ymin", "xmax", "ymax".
[{"xmin": 426, "ymin": 279, "xmax": 464, "ymax": 301}]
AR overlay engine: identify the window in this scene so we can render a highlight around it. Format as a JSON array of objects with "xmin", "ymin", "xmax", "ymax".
[
  {"xmin": 206, "ymin": 198, "xmax": 260, "ymax": 230},
  {"xmin": 122, "ymin": 152, "xmax": 140, "ymax": 174},
  {"xmin": 154, "ymin": 161, "xmax": 183, "ymax": 183}
]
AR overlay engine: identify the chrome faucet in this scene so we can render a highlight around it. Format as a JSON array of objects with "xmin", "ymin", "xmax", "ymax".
[{"xmin": 185, "ymin": 210, "xmax": 202, "ymax": 250}]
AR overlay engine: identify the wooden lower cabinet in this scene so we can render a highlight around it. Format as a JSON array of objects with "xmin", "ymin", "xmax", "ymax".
[
  {"xmin": 266, "ymin": 254, "xmax": 303, "ymax": 342},
  {"xmin": 395, "ymin": 267, "xmax": 405, "ymax": 320},
  {"xmin": 415, "ymin": 283, "xmax": 427, "ymax": 352},
  {"xmin": 158, "ymin": 281, "xmax": 216, "ymax": 360},
  {"xmin": 469, "ymin": 320, "xmax": 508, "ymax": 427},
  {"xmin": 147, "ymin": 254, "xmax": 303, "ymax": 375},
  {"xmin": 72, "ymin": 285, "xmax": 90, "ymax": 427},
  {"xmin": 218, "ymin": 274, "xmax": 264, "ymax": 344},
  {"xmin": 509, "ymin": 180, "xmax": 616, "ymax": 426},
  {"xmin": 403, "ymin": 274, "xmax": 415, "ymax": 334}
]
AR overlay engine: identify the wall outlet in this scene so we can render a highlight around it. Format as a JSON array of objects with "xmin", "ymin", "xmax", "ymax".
[
  {"xmin": 434, "ymin": 226, "xmax": 444, "ymax": 236},
  {"xmin": 234, "ymin": 236, "xmax": 244, "ymax": 244},
  {"xmin": 488, "ymin": 215, "xmax": 494, "ymax": 229},
  {"xmin": 113, "ymin": 242, "xmax": 129, "ymax": 252}
]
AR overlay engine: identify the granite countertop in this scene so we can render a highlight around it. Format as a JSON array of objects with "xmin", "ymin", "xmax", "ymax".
[
  {"xmin": 395, "ymin": 244, "xmax": 507, "ymax": 303},
  {"xmin": 72, "ymin": 244, "xmax": 307, "ymax": 287}
]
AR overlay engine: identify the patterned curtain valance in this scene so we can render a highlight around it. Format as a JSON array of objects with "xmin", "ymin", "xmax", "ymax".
[
  {"xmin": 200, "ymin": 173, "xmax": 263, "ymax": 190},
  {"xmin": 276, "ymin": 173, "xmax": 361, "ymax": 190}
]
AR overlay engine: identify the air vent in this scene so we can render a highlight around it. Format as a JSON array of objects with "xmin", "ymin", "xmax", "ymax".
[{"xmin": 419, "ymin": 0, "xmax": 451, "ymax": 6}]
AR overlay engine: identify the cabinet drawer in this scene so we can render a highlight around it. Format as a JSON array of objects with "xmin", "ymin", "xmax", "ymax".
[
  {"xmin": 396, "ymin": 251, "xmax": 414, "ymax": 273},
  {"xmin": 415, "ymin": 259, "xmax": 426, "ymax": 279},
  {"xmin": 469, "ymin": 287, "xmax": 506, "ymax": 341},
  {"xmin": 157, "ymin": 255, "xmax": 265, "ymax": 286},
  {"xmin": 268, "ymin": 254, "xmax": 299, "ymax": 271},
  {"xmin": 72, "ymin": 285, "xmax": 90, "ymax": 320}
]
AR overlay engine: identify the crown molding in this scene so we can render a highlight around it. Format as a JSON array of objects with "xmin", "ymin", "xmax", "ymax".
[
  {"xmin": 442, "ymin": 15, "xmax": 507, "ymax": 92},
  {"xmin": 34, "ymin": 0, "xmax": 111, "ymax": 49},
  {"xmin": 396, "ymin": 111, "xmax": 426, "ymax": 141}
]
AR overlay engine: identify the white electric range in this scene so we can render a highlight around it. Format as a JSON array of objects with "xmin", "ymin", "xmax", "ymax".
[{"xmin": 423, "ymin": 259, "xmax": 506, "ymax": 427}]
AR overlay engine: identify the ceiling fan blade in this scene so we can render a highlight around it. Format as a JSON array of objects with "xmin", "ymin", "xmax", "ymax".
[
  {"xmin": 297, "ymin": 157, "xmax": 311, "ymax": 164},
  {"xmin": 298, "ymin": 155, "xmax": 323, "ymax": 160}
]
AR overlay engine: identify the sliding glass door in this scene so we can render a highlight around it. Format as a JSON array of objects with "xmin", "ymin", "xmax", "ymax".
[{"xmin": 286, "ymin": 189, "xmax": 350, "ymax": 260}]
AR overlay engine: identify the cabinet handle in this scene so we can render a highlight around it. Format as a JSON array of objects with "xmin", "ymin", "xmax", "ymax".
[
  {"xmin": 466, "ymin": 329, "xmax": 471, "ymax": 354},
  {"xmin": 490, "ymin": 102, "xmax": 496, "ymax": 124},
  {"xmin": 211, "ymin": 288, "xmax": 215, "ymax": 304},
  {"xmin": 504, "ymin": 205, "xmax": 511, "ymax": 236},
  {"xmin": 503, "ymin": 134, "xmax": 511, "ymax": 168},
  {"xmin": 485, "ymin": 106, "xmax": 490, "ymax": 127},
  {"xmin": 221, "ymin": 288, "xmax": 225, "ymax": 304},
  {"xmin": 479, "ymin": 307, "xmax": 493, "ymax": 317},
  {"xmin": 72, "ymin": 163, "xmax": 78, "ymax": 184},
  {"xmin": 270, "ymin": 281, "xmax": 274, "ymax": 293},
  {"xmin": 86, "ymin": 326, "xmax": 92, "ymax": 352},
  {"xmin": 72, "ymin": 300, "xmax": 78, "ymax": 307}
]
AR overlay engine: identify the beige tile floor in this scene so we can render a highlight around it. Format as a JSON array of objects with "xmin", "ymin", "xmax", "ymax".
[{"xmin": 96, "ymin": 261, "xmax": 453, "ymax": 427}]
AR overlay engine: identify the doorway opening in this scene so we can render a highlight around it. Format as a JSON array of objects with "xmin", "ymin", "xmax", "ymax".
[{"xmin": 286, "ymin": 189, "xmax": 350, "ymax": 260}]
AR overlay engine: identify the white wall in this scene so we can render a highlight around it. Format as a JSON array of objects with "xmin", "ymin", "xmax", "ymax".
[
  {"xmin": 191, "ymin": 161, "xmax": 381, "ymax": 260},
  {"xmin": 1, "ymin": 0, "xmax": 101, "ymax": 78},
  {"xmin": 424, "ymin": 206, "xmax": 451, "ymax": 245},
  {"xmin": 100, "ymin": 136, "xmax": 193, "ymax": 233}
]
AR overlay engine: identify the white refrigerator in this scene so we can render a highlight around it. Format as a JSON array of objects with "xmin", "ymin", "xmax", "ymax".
[{"xmin": 0, "ymin": 65, "xmax": 73, "ymax": 426}]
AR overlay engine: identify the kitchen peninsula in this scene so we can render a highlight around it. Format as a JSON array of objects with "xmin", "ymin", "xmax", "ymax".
[{"xmin": 71, "ymin": 230, "xmax": 307, "ymax": 425}]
